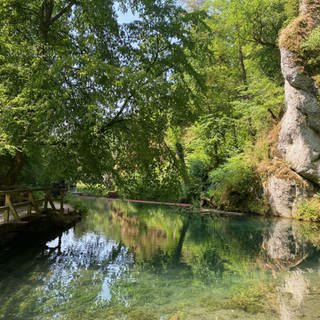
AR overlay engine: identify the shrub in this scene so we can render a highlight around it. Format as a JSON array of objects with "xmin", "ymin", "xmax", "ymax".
[
  {"xmin": 76, "ymin": 182, "xmax": 109, "ymax": 196},
  {"xmin": 301, "ymin": 26, "xmax": 320, "ymax": 76},
  {"xmin": 117, "ymin": 171, "xmax": 183, "ymax": 202},
  {"xmin": 207, "ymin": 155, "xmax": 265, "ymax": 213},
  {"xmin": 183, "ymin": 159, "xmax": 210, "ymax": 202},
  {"xmin": 295, "ymin": 194, "xmax": 320, "ymax": 222}
]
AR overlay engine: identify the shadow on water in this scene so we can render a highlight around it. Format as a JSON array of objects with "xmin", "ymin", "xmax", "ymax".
[{"xmin": 1, "ymin": 198, "xmax": 320, "ymax": 319}]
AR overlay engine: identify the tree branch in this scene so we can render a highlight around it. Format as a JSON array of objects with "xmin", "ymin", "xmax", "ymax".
[
  {"xmin": 51, "ymin": 0, "xmax": 78, "ymax": 25},
  {"xmin": 98, "ymin": 93, "xmax": 134, "ymax": 134}
]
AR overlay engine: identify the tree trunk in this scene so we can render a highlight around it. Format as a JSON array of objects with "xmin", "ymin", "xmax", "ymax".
[
  {"xmin": 4, "ymin": 152, "xmax": 26, "ymax": 186},
  {"xmin": 40, "ymin": 0, "xmax": 54, "ymax": 43},
  {"xmin": 173, "ymin": 218, "xmax": 190, "ymax": 261},
  {"xmin": 238, "ymin": 44, "xmax": 247, "ymax": 86}
]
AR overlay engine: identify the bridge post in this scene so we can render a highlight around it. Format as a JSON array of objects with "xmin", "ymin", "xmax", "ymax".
[
  {"xmin": 5, "ymin": 194, "xmax": 20, "ymax": 221},
  {"xmin": 28, "ymin": 191, "xmax": 40, "ymax": 214},
  {"xmin": 4, "ymin": 206, "xmax": 9, "ymax": 222},
  {"xmin": 60, "ymin": 189, "xmax": 64, "ymax": 213}
]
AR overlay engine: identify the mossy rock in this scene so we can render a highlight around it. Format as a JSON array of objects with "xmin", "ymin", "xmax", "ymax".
[
  {"xmin": 279, "ymin": 0, "xmax": 320, "ymax": 65},
  {"xmin": 279, "ymin": 15, "xmax": 315, "ymax": 52}
]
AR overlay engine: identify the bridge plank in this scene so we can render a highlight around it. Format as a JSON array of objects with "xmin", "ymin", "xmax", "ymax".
[
  {"xmin": 0, "ymin": 187, "xmax": 52, "ymax": 196},
  {"xmin": 13, "ymin": 201, "xmax": 31, "ymax": 208}
]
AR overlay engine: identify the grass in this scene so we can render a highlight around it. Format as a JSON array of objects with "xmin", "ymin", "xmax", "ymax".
[{"xmin": 295, "ymin": 194, "xmax": 320, "ymax": 222}]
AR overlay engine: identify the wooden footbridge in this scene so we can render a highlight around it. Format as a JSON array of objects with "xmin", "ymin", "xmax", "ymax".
[{"xmin": 0, "ymin": 186, "xmax": 66, "ymax": 224}]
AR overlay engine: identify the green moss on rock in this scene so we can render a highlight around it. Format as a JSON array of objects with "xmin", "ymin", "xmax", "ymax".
[{"xmin": 279, "ymin": 15, "xmax": 315, "ymax": 52}]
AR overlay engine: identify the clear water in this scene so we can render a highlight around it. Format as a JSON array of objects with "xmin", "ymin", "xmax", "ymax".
[{"xmin": 1, "ymin": 199, "xmax": 320, "ymax": 320}]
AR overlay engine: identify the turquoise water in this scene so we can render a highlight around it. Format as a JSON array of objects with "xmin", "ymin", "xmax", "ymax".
[{"xmin": 1, "ymin": 198, "xmax": 320, "ymax": 319}]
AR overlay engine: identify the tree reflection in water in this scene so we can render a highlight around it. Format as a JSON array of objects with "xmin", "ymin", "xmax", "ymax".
[
  {"xmin": 2, "ymin": 199, "xmax": 320, "ymax": 319},
  {"xmin": 43, "ymin": 230, "xmax": 134, "ymax": 307}
]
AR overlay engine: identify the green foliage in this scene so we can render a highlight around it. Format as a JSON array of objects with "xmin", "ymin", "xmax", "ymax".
[
  {"xmin": 207, "ymin": 155, "xmax": 264, "ymax": 213},
  {"xmin": 116, "ymin": 164, "xmax": 183, "ymax": 201},
  {"xmin": 284, "ymin": 0, "xmax": 299, "ymax": 20},
  {"xmin": 76, "ymin": 182, "xmax": 109, "ymax": 196},
  {"xmin": 206, "ymin": 0, "xmax": 288, "ymax": 82},
  {"xmin": 0, "ymin": 0, "xmax": 206, "ymax": 190},
  {"xmin": 295, "ymin": 195, "xmax": 320, "ymax": 222},
  {"xmin": 301, "ymin": 26, "xmax": 320, "ymax": 76},
  {"xmin": 0, "ymin": 0, "xmax": 296, "ymax": 207},
  {"xmin": 190, "ymin": 115, "xmax": 240, "ymax": 166},
  {"xmin": 183, "ymin": 159, "xmax": 209, "ymax": 201},
  {"xmin": 303, "ymin": 27, "xmax": 320, "ymax": 51},
  {"xmin": 174, "ymin": 0, "xmax": 288, "ymax": 208}
]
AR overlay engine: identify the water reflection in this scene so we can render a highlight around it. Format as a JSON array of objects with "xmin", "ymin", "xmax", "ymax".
[
  {"xmin": 259, "ymin": 219, "xmax": 320, "ymax": 320},
  {"xmin": 278, "ymin": 270, "xmax": 309, "ymax": 320},
  {"xmin": 43, "ymin": 230, "xmax": 133, "ymax": 307},
  {"xmin": 1, "ymin": 199, "xmax": 320, "ymax": 319},
  {"xmin": 262, "ymin": 220, "xmax": 313, "ymax": 270}
]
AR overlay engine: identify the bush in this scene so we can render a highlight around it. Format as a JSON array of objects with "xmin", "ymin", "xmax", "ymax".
[
  {"xmin": 183, "ymin": 160, "xmax": 210, "ymax": 202},
  {"xmin": 76, "ymin": 182, "xmax": 109, "ymax": 196},
  {"xmin": 207, "ymin": 155, "xmax": 265, "ymax": 213},
  {"xmin": 295, "ymin": 194, "xmax": 320, "ymax": 222},
  {"xmin": 117, "ymin": 170, "xmax": 183, "ymax": 202}
]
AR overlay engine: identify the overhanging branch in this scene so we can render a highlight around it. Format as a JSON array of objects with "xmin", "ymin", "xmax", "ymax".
[{"xmin": 51, "ymin": 0, "xmax": 78, "ymax": 25}]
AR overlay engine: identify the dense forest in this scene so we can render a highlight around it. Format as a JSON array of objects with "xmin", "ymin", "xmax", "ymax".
[{"xmin": 1, "ymin": 0, "xmax": 320, "ymax": 219}]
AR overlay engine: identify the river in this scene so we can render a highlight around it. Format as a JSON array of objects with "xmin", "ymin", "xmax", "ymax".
[{"xmin": 1, "ymin": 198, "xmax": 320, "ymax": 319}]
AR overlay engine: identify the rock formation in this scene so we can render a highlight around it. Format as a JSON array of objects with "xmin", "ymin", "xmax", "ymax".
[
  {"xmin": 278, "ymin": 0, "xmax": 320, "ymax": 184},
  {"xmin": 265, "ymin": 176, "xmax": 313, "ymax": 217},
  {"xmin": 265, "ymin": 0, "xmax": 320, "ymax": 217}
]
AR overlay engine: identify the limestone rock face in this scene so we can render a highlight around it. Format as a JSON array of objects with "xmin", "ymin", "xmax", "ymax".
[
  {"xmin": 265, "ymin": 0, "xmax": 320, "ymax": 218},
  {"xmin": 278, "ymin": 48, "xmax": 320, "ymax": 184},
  {"xmin": 264, "ymin": 176, "xmax": 314, "ymax": 217}
]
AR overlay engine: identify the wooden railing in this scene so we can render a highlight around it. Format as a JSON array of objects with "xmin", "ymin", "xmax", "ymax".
[{"xmin": 0, "ymin": 187, "xmax": 66, "ymax": 223}]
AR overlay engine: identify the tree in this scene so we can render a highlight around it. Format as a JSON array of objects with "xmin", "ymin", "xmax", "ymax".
[
  {"xmin": 0, "ymin": 0, "xmax": 205, "ymax": 186},
  {"xmin": 174, "ymin": 0, "xmax": 289, "ymax": 202}
]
